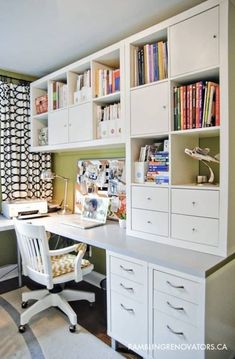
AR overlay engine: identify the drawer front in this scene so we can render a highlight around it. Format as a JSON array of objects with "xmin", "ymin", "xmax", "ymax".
[
  {"xmin": 132, "ymin": 208, "xmax": 168, "ymax": 237},
  {"xmin": 154, "ymin": 270, "xmax": 200, "ymax": 304},
  {"xmin": 110, "ymin": 255, "xmax": 146, "ymax": 284},
  {"xmin": 111, "ymin": 291, "xmax": 147, "ymax": 348},
  {"xmin": 132, "ymin": 186, "xmax": 168, "ymax": 212},
  {"xmin": 171, "ymin": 214, "xmax": 219, "ymax": 247},
  {"xmin": 154, "ymin": 291, "xmax": 199, "ymax": 326},
  {"xmin": 171, "ymin": 189, "xmax": 219, "ymax": 218},
  {"xmin": 111, "ymin": 273, "xmax": 145, "ymax": 303},
  {"xmin": 153, "ymin": 311, "xmax": 202, "ymax": 359}
]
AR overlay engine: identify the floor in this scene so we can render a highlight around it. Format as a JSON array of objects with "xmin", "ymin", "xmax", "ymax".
[{"xmin": 0, "ymin": 276, "xmax": 141, "ymax": 359}]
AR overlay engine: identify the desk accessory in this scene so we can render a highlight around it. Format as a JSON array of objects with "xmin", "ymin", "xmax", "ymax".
[{"xmin": 41, "ymin": 170, "xmax": 71, "ymax": 215}]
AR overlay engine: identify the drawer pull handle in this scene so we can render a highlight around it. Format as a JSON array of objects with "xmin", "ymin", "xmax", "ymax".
[
  {"xmin": 192, "ymin": 201, "xmax": 196, "ymax": 206},
  {"xmin": 120, "ymin": 283, "xmax": 134, "ymax": 292},
  {"xmin": 192, "ymin": 227, "xmax": 196, "ymax": 232},
  {"xmin": 120, "ymin": 303, "xmax": 134, "ymax": 313},
  {"xmin": 167, "ymin": 301, "xmax": 184, "ymax": 311},
  {"xmin": 147, "ymin": 197, "xmax": 152, "ymax": 200},
  {"xmin": 166, "ymin": 280, "xmax": 184, "ymax": 289},
  {"xmin": 167, "ymin": 325, "xmax": 184, "ymax": 336},
  {"xmin": 120, "ymin": 265, "xmax": 134, "ymax": 273},
  {"xmin": 147, "ymin": 220, "xmax": 152, "ymax": 224}
]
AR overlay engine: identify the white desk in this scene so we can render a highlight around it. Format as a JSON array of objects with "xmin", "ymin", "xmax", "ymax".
[{"xmin": 0, "ymin": 213, "xmax": 233, "ymax": 278}]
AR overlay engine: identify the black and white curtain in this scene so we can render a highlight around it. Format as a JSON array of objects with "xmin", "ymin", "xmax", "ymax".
[{"xmin": 0, "ymin": 79, "xmax": 52, "ymax": 201}]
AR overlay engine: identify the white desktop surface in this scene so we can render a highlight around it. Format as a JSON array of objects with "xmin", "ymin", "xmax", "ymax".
[{"xmin": 0, "ymin": 213, "xmax": 232, "ymax": 278}]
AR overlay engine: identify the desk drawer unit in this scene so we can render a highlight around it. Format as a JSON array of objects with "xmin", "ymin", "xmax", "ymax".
[
  {"xmin": 153, "ymin": 291, "xmax": 199, "ymax": 326},
  {"xmin": 132, "ymin": 208, "xmax": 168, "ymax": 237},
  {"xmin": 153, "ymin": 311, "xmax": 202, "ymax": 359},
  {"xmin": 154, "ymin": 270, "xmax": 200, "ymax": 304},
  {"xmin": 110, "ymin": 255, "xmax": 146, "ymax": 284},
  {"xmin": 171, "ymin": 189, "xmax": 219, "ymax": 218},
  {"xmin": 111, "ymin": 273, "xmax": 145, "ymax": 303},
  {"xmin": 171, "ymin": 214, "xmax": 219, "ymax": 247},
  {"xmin": 110, "ymin": 291, "xmax": 147, "ymax": 350},
  {"xmin": 132, "ymin": 186, "xmax": 169, "ymax": 212}
]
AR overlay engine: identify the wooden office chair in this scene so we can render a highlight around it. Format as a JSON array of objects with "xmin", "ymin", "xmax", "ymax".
[{"xmin": 14, "ymin": 219, "xmax": 95, "ymax": 333}]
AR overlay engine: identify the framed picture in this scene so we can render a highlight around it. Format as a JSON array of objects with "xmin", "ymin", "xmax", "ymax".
[{"xmin": 75, "ymin": 159, "xmax": 126, "ymax": 220}]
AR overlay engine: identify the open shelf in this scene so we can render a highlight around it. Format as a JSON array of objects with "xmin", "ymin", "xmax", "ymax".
[
  {"xmin": 171, "ymin": 126, "xmax": 220, "ymax": 138},
  {"xmin": 93, "ymin": 91, "xmax": 120, "ymax": 104}
]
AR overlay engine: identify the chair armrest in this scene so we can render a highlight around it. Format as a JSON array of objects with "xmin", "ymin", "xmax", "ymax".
[{"xmin": 49, "ymin": 245, "xmax": 78, "ymax": 256}]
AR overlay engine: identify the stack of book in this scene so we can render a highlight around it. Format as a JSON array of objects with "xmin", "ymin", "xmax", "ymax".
[
  {"xmin": 74, "ymin": 70, "xmax": 92, "ymax": 104},
  {"xmin": 52, "ymin": 81, "xmax": 67, "ymax": 110},
  {"xmin": 133, "ymin": 41, "xmax": 168, "ymax": 86},
  {"xmin": 147, "ymin": 151, "xmax": 169, "ymax": 184},
  {"xmin": 95, "ymin": 68, "xmax": 120, "ymax": 97},
  {"xmin": 96, "ymin": 103, "xmax": 120, "ymax": 123},
  {"xmin": 173, "ymin": 81, "xmax": 220, "ymax": 131},
  {"xmin": 76, "ymin": 69, "xmax": 91, "ymax": 90}
]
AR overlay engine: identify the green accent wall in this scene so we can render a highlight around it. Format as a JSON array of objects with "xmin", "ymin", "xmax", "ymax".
[{"xmin": 52, "ymin": 147, "xmax": 125, "ymax": 275}]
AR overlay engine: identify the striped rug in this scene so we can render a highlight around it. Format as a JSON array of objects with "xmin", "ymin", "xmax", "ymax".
[{"xmin": 0, "ymin": 287, "xmax": 123, "ymax": 359}]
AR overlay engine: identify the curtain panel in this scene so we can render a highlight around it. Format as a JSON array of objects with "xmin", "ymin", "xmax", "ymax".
[{"xmin": 0, "ymin": 80, "xmax": 52, "ymax": 201}]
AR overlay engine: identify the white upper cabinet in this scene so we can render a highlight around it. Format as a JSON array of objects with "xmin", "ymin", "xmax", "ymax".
[
  {"xmin": 131, "ymin": 81, "xmax": 169, "ymax": 136},
  {"xmin": 68, "ymin": 103, "xmax": 93, "ymax": 142},
  {"xmin": 169, "ymin": 7, "xmax": 219, "ymax": 77},
  {"xmin": 48, "ymin": 108, "xmax": 68, "ymax": 145}
]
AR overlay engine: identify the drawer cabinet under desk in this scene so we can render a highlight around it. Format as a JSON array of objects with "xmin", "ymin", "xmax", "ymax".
[{"xmin": 107, "ymin": 252, "xmax": 148, "ymax": 358}]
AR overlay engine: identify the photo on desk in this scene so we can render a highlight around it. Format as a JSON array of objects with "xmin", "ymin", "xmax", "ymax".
[{"xmin": 75, "ymin": 159, "xmax": 126, "ymax": 220}]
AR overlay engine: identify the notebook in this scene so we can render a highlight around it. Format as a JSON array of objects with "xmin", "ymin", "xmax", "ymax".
[{"xmin": 63, "ymin": 196, "xmax": 110, "ymax": 229}]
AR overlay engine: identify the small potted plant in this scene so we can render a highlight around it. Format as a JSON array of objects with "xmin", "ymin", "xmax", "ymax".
[{"xmin": 117, "ymin": 197, "xmax": 126, "ymax": 229}]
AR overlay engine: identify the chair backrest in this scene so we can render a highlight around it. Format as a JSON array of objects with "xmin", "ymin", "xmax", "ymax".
[{"xmin": 14, "ymin": 219, "xmax": 53, "ymax": 289}]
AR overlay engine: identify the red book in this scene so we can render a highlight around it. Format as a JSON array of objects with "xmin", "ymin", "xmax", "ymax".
[
  {"xmin": 196, "ymin": 82, "xmax": 200, "ymax": 128},
  {"xmin": 215, "ymin": 84, "xmax": 220, "ymax": 126},
  {"xmin": 186, "ymin": 85, "xmax": 190, "ymax": 129},
  {"xmin": 192, "ymin": 83, "xmax": 196, "ymax": 128},
  {"xmin": 180, "ymin": 86, "xmax": 184, "ymax": 130},
  {"xmin": 182, "ymin": 86, "xmax": 187, "ymax": 130},
  {"xmin": 189, "ymin": 84, "xmax": 193, "ymax": 129}
]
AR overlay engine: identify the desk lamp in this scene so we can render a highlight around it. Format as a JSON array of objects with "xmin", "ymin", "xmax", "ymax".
[{"xmin": 41, "ymin": 169, "xmax": 72, "ymax": 215}]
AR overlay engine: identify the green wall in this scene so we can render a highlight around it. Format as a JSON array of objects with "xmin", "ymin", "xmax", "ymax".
[{"xmin": 52, "ymin": 147, "xmax": 125, "ymax": 275}]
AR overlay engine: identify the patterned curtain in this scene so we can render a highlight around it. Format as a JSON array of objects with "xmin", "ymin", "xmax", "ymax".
[{"xmin": 0, "ymin": 79, "xmax": 53, "ymax": 201}]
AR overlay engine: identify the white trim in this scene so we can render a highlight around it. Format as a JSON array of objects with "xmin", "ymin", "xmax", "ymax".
[
  {"xmin": 0, "ymin": 264, "xmax": 18, "ymax": 282},
  {"xmin": 83, "ymin": 270, "xmax": 105, "ymax": 288}
]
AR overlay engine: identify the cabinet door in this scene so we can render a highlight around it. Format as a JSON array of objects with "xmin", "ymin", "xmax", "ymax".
[
  {"xmin": 131, "ymin": 81, "xmax": 168, "ymax": 136},
  {"xmin": 68, "ymin": 103, "xmax": 93, "ymax": 142},
  {"xmin": 48, "ymin": 108, "xmax": 68, "ymax": 145},
  {"xmin": 170, "ymin": 7, "xmax": 219, "ymax": 77}
]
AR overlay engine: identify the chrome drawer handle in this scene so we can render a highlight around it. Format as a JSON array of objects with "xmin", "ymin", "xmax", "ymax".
[
  {"xmin": 192, "ymin": 201, "xmax": 196, "ymax": 206},
  {"xmin": 120, "ymin": 265, "xmax": 134, "ymax": 273},
  {"xmin": 120, "ymin": 283, "xmax": 134, "ymax": 292},
  {"xmin": 147, "ymin": 220, "xmax": 152, "ymax": 224},
  {"xmin": 166, "ymin": 280, "xmax": 184, "ymax": 289},
  {"xmin": 192, "ymin": 227, "xmax": 196, "ymax": 232},
  {"xmin": 120, "ymin": 303, "xmax": 134, "ymax": 313},
  {"xmin": 167, "ymin": 325, "xmax": 184, "ymax": 336},
  {"xmin": 147, "ymin": 197, "xmax": 152, "ymax": 200},
  {"xmin": 167, "ymin": 301, "xmax": 184, "ymax": 311}
]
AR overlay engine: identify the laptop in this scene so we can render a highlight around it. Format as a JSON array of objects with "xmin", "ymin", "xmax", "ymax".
[{"xmin": 63, "ymin": 196, "xmax": 110, "ymax": 229}]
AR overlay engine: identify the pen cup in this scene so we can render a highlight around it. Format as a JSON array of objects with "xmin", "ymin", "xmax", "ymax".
[{"xmin": 134, "ymin": 162, "xmax": 148, "ymax": 183}]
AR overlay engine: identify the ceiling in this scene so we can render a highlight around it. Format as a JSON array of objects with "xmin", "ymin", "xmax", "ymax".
[{"xmin": 0, "ymin": 0, "xmax": 205, "ymax": 77}]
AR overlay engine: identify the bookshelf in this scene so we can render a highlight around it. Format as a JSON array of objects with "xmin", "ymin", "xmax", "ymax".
[
  {"xmin": 30, "ymin": 43, "xmax": 125, "ymax": 149},
  {"xmin": 30, "ymin": 0, "xmax": 235, "ymax": 259},
  {"xmin": 125, "ymin": 0, "xmax": 235, "ymax": 260}
]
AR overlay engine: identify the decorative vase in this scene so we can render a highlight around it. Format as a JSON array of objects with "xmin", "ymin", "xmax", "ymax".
[{"xmin": 119, "ymin": 219, "xmax": 126, "ymax": 229}]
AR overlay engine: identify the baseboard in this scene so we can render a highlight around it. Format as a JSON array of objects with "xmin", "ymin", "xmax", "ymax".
[
  {"xmin": 0, "ymin": 264, "xmax": 18, "ymax": 282},
  {"xmin": 83, "ymin": 271, "xmax": 105, "ymax": 288}
]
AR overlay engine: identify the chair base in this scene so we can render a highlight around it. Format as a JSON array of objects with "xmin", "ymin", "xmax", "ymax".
[{"xmin": 20, "ymin": 289, "xmax": 95, "ymax": 327}]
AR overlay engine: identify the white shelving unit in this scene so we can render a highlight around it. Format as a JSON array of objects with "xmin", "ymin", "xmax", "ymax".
[
  {"xmin": 30, "ymin": 42, "xmax": 125, "ymax": 150},
  {"xmin": 125, "ymin": 0, "xmax": 235, "ymax": 259}
]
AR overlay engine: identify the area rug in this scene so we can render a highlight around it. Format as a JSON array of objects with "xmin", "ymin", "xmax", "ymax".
[{"xmin": 0, "ymin": 287, "xmax": 123, "ymax": 359}]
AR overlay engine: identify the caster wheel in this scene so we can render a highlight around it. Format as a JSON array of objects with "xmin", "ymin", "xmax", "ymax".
[
  {"xmin": 69, "ymin": 325, "xmax": 76, "ymax": 333},
  {"xmin": 21, "ymin": 301, "xmax": 28, "ymax": 309},
  {"xmin": 19, "ymin": 325, "xmax": 26, "ymax": 333}
]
